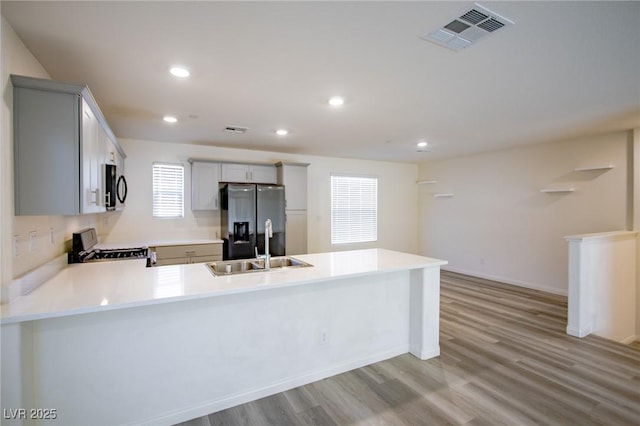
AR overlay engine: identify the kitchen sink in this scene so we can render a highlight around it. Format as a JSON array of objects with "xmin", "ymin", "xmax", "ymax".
[{"xmin": 206, "ymin": 256, "xmax": 313, "ymax": 276}]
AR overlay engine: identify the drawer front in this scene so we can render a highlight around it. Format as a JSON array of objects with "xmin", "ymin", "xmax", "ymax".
[
  {"xmin": 190, "ymin": 255, "xmax": 222, "ymax": 264},
  {"xmin": 154, "ymin": 243, "xmax": 222, "ymax": 260},
  {"xmin": 154, "ymin": 257, "xmax": 189, "ymax": 266},
  {"xmin": 154, "ymin": 254, "xmax": 222, "ymax": 266}
]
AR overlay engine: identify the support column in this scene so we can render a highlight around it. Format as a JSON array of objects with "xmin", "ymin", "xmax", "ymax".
[
  {"xmin": 566, "ymin": 239, "xmax": 593, "ymax": 337},
  {"xmin": 409, "ymin": 267, "xmax": 440, "ymax": 360}
]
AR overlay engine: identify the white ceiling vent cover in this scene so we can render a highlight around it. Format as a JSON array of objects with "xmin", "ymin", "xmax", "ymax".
[{"xmin": 421, "ymin": 3, "xmax": 514, "ymax": 51}]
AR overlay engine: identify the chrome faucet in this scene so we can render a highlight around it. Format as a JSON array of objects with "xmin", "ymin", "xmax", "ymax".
[
  {"xmin": 264, "ymin": 218, "xmax": 272, "ymax": 270},
  {"xmin": 255, "ymin": 219, "xmax": 273, "ymax": 270}
]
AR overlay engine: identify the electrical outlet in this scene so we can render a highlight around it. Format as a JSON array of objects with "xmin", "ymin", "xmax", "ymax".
[
  {"xmin": 13, "ymin": 235, "xmax": 20, "ymax": 257},
  {"xmin": 29, "ymin": 231, "xmax": 37, "ymax": 252},
  {"xmin": 319, "ymin": 329, "xmax": 329, "ymax": 345}
]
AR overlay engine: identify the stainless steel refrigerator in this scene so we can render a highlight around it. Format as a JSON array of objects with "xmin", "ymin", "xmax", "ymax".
[{"xmin": 221, "ymin": 183, "xmax": 286, "ymax": 260}]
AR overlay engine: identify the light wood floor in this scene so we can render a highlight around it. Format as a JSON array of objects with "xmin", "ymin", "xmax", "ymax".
[{"xmin": 176, "ymin": 271, "xmax": 640, "ymax": 426}]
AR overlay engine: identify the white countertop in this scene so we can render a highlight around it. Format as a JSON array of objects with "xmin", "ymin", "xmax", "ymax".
[
  {"xmin": 564, "ymin": 230, "xmax": 637, "ymax": 242},
  {"xmin": 0, "ymin": 249, "xmax": 446, "ymax": 324}
]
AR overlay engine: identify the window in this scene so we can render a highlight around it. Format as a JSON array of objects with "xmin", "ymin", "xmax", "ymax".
[
  {"xmin": 152, "ymin": 163, "xmax": 184, "ymax": 218},
  {"xmin": 331, "ymin": 175, "xmax": 378, "ymax": 244}
]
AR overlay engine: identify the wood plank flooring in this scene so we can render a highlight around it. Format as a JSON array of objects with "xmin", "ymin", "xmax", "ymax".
[{"xmin": 176, "ymin": 271, "xmax": 640, "ymax": 426}]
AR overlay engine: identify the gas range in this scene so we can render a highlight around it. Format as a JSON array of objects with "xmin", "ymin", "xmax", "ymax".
[{"xmin": 69, "ymin": 228, "xmax": 148, "ymax": 264}]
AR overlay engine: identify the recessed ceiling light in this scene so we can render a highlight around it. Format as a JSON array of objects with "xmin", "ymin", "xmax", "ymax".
[
  {"xmin": 276, "ymin": 129, "xmax": 289, "ymax": 136},
  {"xmin": 163, "ymin": 115, "xmax": 178, "ymax": 123},
  {"xmin": 417, "ymin": 141, "xmax": 432, "ymax": 152},
  {"xmin": 169, "ymin": 66, "xmax": 190, "ymax": 78},
  {"xmin": 328, "ymin": 96, "xmax": 345, "ymax": 107}
]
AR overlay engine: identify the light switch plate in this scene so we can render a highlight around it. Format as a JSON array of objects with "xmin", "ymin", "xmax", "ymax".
[
  {"xmin": 13, "ymin": 235, "xmax": 20, "ymax": 257},
  {"xmin": 29, "ymin": 231, "xmax": 37, "ymax": 252}
]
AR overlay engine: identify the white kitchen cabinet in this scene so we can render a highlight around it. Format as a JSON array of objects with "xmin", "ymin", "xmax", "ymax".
[
  {"xmin": 191, "ymin": 161, "xmax": 220, "ymax": 211},
  {"xmin": 285, "ymin": 210, "xmax": 308, "ymax": 255},
  {"xmin": 11, "ymin": 74, "xmax": 124, "ymax": 215},
  {"xmin": 81, "ymin": 99, "xmax": 102, "ymax": 213},
  {"xmin": 276, "ymin": 162, "xmax": 308, "ymax": 210},
  {"xmin": 220, "ymin": 163, "xmax": 276, "ymax": 184},
  {"xmin": 150, "ymin": 242, "xmax": 223, "ymax": 266},
  {"xmin": 249, "ymin": 164, "xmax": 277, "ymax": 184},
  {"xmin": 82, "ymin": 100, "xmax": 114, "ymax": 213},
  {"xmin": 276, "ymin": 162, "xmax": 309, "ymax": 254}
]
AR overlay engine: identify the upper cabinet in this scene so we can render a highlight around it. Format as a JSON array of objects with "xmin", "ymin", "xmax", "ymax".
[
  {"xmin": 220, "ymin": 163, "xmax": 276, "ymax": 184},
  {"xmin": 191, "ymin": 161, "xmax": 220, "ymax": 211},
  {"xmin": 11, "ymin": 74, "xmax": 125, "ymax": 216}
]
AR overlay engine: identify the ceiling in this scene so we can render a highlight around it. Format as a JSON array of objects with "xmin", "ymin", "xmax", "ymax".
[{"xmin": 2, "ymin": 1, "xmax": 640, "ymax": 163}]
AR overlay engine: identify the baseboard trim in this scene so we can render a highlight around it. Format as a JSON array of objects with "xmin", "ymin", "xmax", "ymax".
[
  {"xmin": 442, "ymin": 267, "xmax": 568, "ymax": 296},
  {"xmin": 410, "ymin": 345, "xmax": 440, "ymax": 360},
  {"xmin": 134, "ymin": 344, "xmax": 410, "ymax": 426},
  {"xmin": 566, "ymin": 325, "xmax": 592, "ymax": 338},
  {"xmin": 619, "ymin": 334, "xmax": 638, "ymax": 345}
]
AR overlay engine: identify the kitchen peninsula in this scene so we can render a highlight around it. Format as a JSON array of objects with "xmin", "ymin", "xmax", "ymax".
[{"xmin": 1, "ymin": 248, "xmax": 446, "ymax": 426}]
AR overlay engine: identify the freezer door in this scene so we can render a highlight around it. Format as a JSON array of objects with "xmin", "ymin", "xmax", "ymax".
[
  {"xmin": 224, "ymin": 184, "xmax": 256, "ymax": 259},
  {"xmin": 257, "ymin": 185, "xmax": 286, "ymax": 256}
]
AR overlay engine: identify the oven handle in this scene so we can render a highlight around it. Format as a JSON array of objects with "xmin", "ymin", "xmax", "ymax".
[{"xmin": 117, "ymin": 175, "xmax": 128, "ymax": 204}]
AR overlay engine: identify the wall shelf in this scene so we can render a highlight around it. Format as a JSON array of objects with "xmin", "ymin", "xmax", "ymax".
[
  {"xmin": 574, "ymin": 165, "xmax": 614, "ymax": 172},
  {"xmin": 540, "ymin": 188, "xmax": 575, "ymax": 193},
  {"xmin": 433, "ymin": 193, "xmax": 454, "ymax": 198},
  {"xmin": 417, "ymin": 180, "xmax": 438, "ymax": 185}
]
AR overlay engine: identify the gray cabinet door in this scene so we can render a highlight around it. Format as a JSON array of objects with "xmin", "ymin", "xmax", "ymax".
[
  {"xmin": 278, "ymin": 164, "xmax": 308, "ymax": 210},
  {"xmin": 249, "ymin": 165, "xmax": 276, "ymax": 184},
  {"xmin": 191, "ymin": 162, "xmax": 220, "ymax": 211},
  {"xmin": 81, "ymin": 98, "xmax": 102, "ymax": 214},
  {"xmin": 220, "ymin": 163, "xmax": 250, "ymax": 182},
  {"xmin": 13, "ymin": 87, "xmax": 81, "ymax": 215},
  {"xmin": 220, "ymin": 163, "xmax": 277, "ymax": 184}
]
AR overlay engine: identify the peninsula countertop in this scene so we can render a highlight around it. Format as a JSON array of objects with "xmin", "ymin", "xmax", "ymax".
[{"xmin": 0, "ymin": 248, "xmax": 447, "ymax": 324}]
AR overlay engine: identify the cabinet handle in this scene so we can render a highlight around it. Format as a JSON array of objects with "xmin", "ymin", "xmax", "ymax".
[
  {"xmin": 185, "ymin": 250, "xmax": 196, "ymax": 257},
  {"xmin": 250, "ymin": 171, "xmax": 253, "ymax": 181}
]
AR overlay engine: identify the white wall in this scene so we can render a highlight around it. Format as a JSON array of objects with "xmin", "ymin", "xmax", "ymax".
[
  {"xmin": 104, "ymin": 138, "xmax": 419, "ymax": 255},
  {"xmin": 418, "ymin": 131, "xmax": 630, "ymax": 295},
  {"xmin": 1, "ymin": 16, "xmax": 103, "ymax": 284}
]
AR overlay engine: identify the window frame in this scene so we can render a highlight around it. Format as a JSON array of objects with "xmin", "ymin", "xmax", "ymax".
[
  {"xmin": 330, "ymin": 174, "xmax": 378, "ymax": 245},
  {"xmin": 152, "ymin": 162, "xmax": 185, "ymax": 219}
]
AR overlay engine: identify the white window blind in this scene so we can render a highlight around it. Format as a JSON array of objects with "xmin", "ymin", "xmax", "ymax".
[
  {"xmin": 152, "ymin": 163, "xmax": 184, "ymax": 218},
  {"xmin": 331, "ymin": 175, "xmax": 378, "ymax": 244}
]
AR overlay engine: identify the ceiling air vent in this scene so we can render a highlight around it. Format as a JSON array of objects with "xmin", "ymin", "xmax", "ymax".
[
  {"xmin": 224, "ymin": 126, "xmax": 248, "ymax": 134},
  {"xmin": 421, "ymin": 3, "xmax": 513, "ymax": 51}
]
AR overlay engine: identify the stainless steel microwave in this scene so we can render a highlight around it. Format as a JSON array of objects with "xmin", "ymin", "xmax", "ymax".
[{"xmin": 104, "ymin": 164, "xmax": 128, "ymax": 211}]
